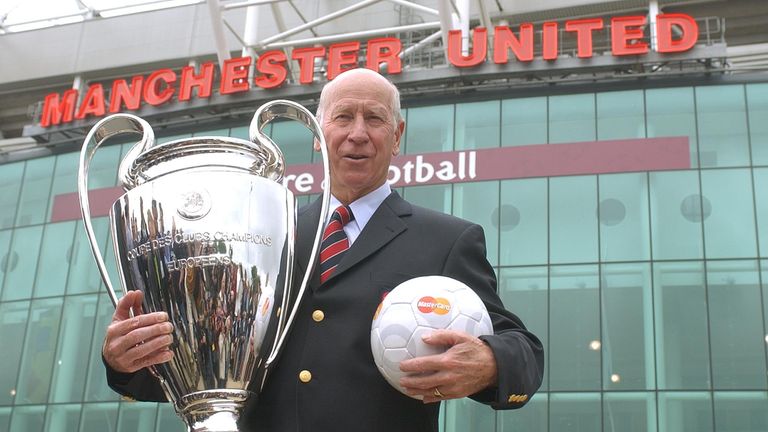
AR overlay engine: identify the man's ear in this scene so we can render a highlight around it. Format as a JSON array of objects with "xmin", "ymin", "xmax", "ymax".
[{"xmin": 392, "ymin": 120, "xmax": 405, "ymax": 156}]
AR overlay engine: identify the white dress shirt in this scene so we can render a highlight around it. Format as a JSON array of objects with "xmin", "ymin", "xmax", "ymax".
[{"xmin": 325, "ymin": 182, "xmax": 392, "ymax": 246}]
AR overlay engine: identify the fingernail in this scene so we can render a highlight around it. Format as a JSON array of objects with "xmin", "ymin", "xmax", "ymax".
[
  {"xmin": 157, "ymin": 312, "xmax": 168, "ymax": 322},
  {"xmin": 164, "ymin": 323, "xmax": 174, "ymax": 332}
]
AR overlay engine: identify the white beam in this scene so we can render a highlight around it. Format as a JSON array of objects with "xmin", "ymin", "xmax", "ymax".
[
  {"xmin": 262, "ymin": 21, "xmax": 441, "ymax": 49},
  {"xmin": 383, "ymin": 0, "xmax": 439, "ymax": 16},
  {"xmin": 223, "ymin": 0, "xmax": 286, "ymax": 10},
  {"xmin": 206, "ymin": 0, "xmax": 231, "ymax": 68},
  {"xmin": 437, "ymin": 0, "xmax": 457, "ymax": 59}
]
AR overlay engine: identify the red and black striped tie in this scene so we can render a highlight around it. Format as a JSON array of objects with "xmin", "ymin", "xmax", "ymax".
[{"xmin": 319, "ymin": 205, "xmax": 354, "ymax": 284}]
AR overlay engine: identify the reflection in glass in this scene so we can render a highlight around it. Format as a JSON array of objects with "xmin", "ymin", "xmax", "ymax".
[
  {"xmin": 714, "ymin": 392, "xmax": 768, "ymax": 431},
  {"xmin": 501, "ymin": 97, "xmax": 547, "ymax": 147},
  {"xmin": 599, "ymin": 173, "xmax": 650, "ymax": 262},
  {"xmin": 453, "ymin": 181, "xmax": 499, "ymax": 265},
  {"xmin": 648, "ymin": 171, "xmax": 704, "ymax": 260},
  {"xmin": 549, "ymin": 93, "xmax": 595, "ymax": 144},
  {"xmin": 696, "ymin": 85, "xmax": 750, "ymax": 168},
  {"xmin": 442, "ymin": 398, "xmax": 495, "ymax": 432},
  {"xmin": 15, "ymin": 156, "xmax": 55, "ymax": 227},
  {"xmin": 33, "ymin": 221, "xmax": 77, "ymax": 298},
  {"xmin": 499, "ymin": 267, "xmax": 548, "ymax": 390},
  {"xmin": 498, "ymin": 393, "xmax": 547, "ymax": 432},
  {"xmin": 84, "ymin": 293, "xmax": 120, "ymax": 402},
  {"xmin": 46, "ymin": 152, "xmax": 78, "ymax": 222},
  {"xmin": 455, "ymin": 100, "xmax": 500, "ymax": 150},
  {"xmin": 2, "ymin": 225, "xmax": 44, "ymax": 301},
  {"xmin": 49, "ymin": 295, "xmax": 98, "ymax": 403},
  {"xmin": 79, "ymin": 402, "xmax": 118, "ymax": 432},
  {"xmin": 603, "ymin": 392, "xmax": 656, "ymax": 432},
  {"xmin": 707, "ymin": 260, "xmax": 766, "ymax": 389},
  {"xmin": 156, "ymin": 403, "xmax": 186, "ymax": 432},
  {"xmin": 550, "ymin": 176, "xmax": 598, "ymax": 264},
  {"xmin": 550, "ymin": 393, "xmax": 601, "ymax": 432},
  {"xmin": 0, "ymin": 162, "xmax": 24, "ymax": 229},
  {"xmin": 658, "ymin": 392, "xmax": 712, "ymax": 432},
  {"xmin": 269, "ymin": 120, "xmax": 314, "ymax": 165},
  {"xmin": 402, "ymin": 184, "xmax": 452, "ymax": 214},
  {"xmin": 9, "ymin": 405, "xmax": 45, "ymax": 432},
  {"xmin": 0, "ymin": 300, "xmax": 30, "ymax": 405},
  {"xmin": 0, "ymin": 407, "xmax": 10, "ymax": 432},
  {"xmin": 653, "ymin": 262, "xmax": 711, "ymax": 389},
  {"xmin": 550, "ymin": 265, "xmax": 600, "ymax": 390},
  {"xmin": 14, "ymin": 297, "xmax": 64, "ymax": 404},
  {"xmin": 754, "ymin": 168, "xmax": 768, "ymax": 257},
  {"xmin": 602, "ymin": 263, "xmax": 654, "ymax": 390},
  {"xmin": 646, "ymin": 87, "xmax": 698, "ymax": 168},
  {"xmin": 499, "ymin": 179, "xmax": 547, "ymax": 266},
  {"xmin": 117, "ymin": 402, "xmax": 158, "ymax": 432},
  {"xmin": 44, "ymin": 403, "xmax": 81, "ymax": 432},
  {"xmin": 747, "ymin": 83, "xmax": 768, "ymax": 166},
  {"xmin": 66, "ymin": 218, "xmax": 109, "ymax": 295},
  {"xmin": 405, "ymin": 105, "xmax": 454, "ymax": 154},
  {"xmin": 701, "ymin": 169, "xmax": 757, "ymax": 258},
  {"xmin": 597, "ymin": 90, "xmax": 645, "ymax": 140}
]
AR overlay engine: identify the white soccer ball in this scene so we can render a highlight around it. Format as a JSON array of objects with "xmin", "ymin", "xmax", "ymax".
[{"xmin": 370, "ymin": 275, "xmax": 494, "ymax": 399}]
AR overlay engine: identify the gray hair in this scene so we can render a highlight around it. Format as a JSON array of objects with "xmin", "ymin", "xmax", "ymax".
[{"xmin": 315, "ymin": 68, "xmax": 403, "ymax": 125}]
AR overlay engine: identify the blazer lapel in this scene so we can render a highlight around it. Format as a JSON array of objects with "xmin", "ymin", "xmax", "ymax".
[{"xmin": 295, "ymin": 198, "xmax": 323, "ymax": 289}]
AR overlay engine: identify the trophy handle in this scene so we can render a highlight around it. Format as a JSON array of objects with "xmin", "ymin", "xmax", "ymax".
[
  {"xmin": 250, "ymin": 100, "xmax": 331, "ymax": 366},
  {"xmin": 78, "ymin": 114, "xmax": 155, "ymax": 308}
]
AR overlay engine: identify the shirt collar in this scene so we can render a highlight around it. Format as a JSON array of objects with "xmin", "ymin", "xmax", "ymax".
[{"xmin": 327, "ymin": 182, "xmax": 392, "ymax": 231}]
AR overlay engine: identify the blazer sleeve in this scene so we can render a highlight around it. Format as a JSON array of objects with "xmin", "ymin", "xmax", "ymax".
[
  {"xmin": 103, "ymin": 356, "xmax": 169, "ymax": 402},
  {"xmin": 440, "ymin": 223, "xmax": 544, "ymax": 410}
]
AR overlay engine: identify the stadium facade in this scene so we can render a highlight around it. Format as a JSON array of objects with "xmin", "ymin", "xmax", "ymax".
[{"xmin": 1, "ymin": 0, "xmax": 767, "ymax": 431}]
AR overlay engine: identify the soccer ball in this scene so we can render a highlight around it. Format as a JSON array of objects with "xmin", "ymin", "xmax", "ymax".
[{"xmin": 370, "ymin": 275, "xmax": 493, "ymax": 398}]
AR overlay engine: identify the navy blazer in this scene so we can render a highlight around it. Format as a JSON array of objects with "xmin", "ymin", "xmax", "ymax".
[{"xmin": 106, "ymin": 192, "xmax": 544, "ymax": 432}]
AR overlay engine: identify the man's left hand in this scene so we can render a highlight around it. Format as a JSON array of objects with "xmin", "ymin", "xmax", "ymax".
[{"xmin": 399, "ymin": 329, "xmax": 498, "ymax": 403}]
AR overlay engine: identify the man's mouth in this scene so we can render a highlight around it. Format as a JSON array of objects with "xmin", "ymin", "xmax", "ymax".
[{"xmin": 344, "ymin": 154, "xmax": 368, "ymax": 160}]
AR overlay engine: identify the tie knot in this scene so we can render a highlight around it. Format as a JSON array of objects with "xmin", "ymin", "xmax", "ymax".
[{"xmin": 331, "ymin": 205, "xmax": 354, "ymax": 226}]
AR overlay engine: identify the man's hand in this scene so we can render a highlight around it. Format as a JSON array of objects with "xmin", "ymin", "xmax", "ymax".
[
  {"xmin": 102, "ymin": 290, "xmax": 174, "ymax": 373},
  {"xmin": 399, "ymin": 329, "xmax": 498, "ymax": 403}
]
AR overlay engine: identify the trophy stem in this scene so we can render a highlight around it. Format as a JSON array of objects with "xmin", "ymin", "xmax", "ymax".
[{"xmin": 180, "ymin": 390, "xmax": 251, "ymax": 432}]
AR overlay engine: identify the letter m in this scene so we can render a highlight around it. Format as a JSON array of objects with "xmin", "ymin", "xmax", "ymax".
[{"xmin": 40, "ymin": 89, "xmax": 78, "ymax": 127}]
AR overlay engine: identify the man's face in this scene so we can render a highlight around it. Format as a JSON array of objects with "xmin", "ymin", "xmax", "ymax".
[{"xmin": 316, "ymin": 73, "xmax": 404, "ymax": 204}]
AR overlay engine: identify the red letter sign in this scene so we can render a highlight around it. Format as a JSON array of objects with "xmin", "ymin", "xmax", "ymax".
[
  {"xmin": 75, "ymin": 84, "xmax": 106, "ymax": 120},
  {"xmin": 292, "ymin": 47, "xmax": 326, "ymax": 84},
  {"xmin": 448, "ymin": 28, "xmax": 487, "ymax": 67},
  {"xmin": 109, "ymin": 76, "xmax": 143, "ymax": 113},
  {"xmin": 255, "ymin": 50, "xmax": 288, "ymax": 89},
  {"xmin": 542, "ymin": 22, "xmax": 559, "ymax": 60},
  {"xmin": 366, "ymin": 37, "xmax": 401, "ymax": 74},
  {"xmin": 179, "ymin": 63, "xmax": 214, "ymax": 101},
  {"xmin": 143, "ymin": 69, "xmax": 176, "ymax": 106},
  {"xmin": 494, "ymin": 24, "xmax": 534, "ymax": 63},
  {"xmin": 565, "ymin": 18, "xmax": 604, "ymax": 58},
  {"xmin": 328, "ymin": 41, "xmax": 360, "ymax": 80},
  {"xmin": 656, "ymin": 13, "xmax": 698, "ymax": 53},
  {"xmin": 40, "ymin": 89, "xmax": 78, "ymax": 127},
  {"xmin": 220, "ymin": 57, "xmax": 252, "ymax": 95},
  {"xmin": 611, "ymin": 16, "xmax": 649, "ymax": 56}
]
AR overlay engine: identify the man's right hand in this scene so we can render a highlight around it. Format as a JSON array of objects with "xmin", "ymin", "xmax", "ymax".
[{"xmin": 103, "ymin": 290, "xmax": 174, "ymax": 373}]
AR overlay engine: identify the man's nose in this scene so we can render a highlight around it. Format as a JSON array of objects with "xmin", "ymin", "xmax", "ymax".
[{"xmin": 348, "ymin": 114, "xmax": 369, "ymax": 142}]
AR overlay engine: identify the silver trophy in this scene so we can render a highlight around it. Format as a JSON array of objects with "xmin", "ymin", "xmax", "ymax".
[{"xmin": 78, "ymin": 100, "xmax": 331, "ymax": 431}]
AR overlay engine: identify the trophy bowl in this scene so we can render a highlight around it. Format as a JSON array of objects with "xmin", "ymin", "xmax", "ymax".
[{"xmin": 78, "ymin": 101, "xmax": 331, "ymax": 432}]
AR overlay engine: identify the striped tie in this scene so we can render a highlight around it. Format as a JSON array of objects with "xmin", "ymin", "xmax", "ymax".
[{"xmin": 319, "ymin": 205, "xmax": 354, "ymax": 284}]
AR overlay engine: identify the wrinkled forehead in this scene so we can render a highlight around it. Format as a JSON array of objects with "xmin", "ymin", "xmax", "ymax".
[{"xmin": 325, "ymin": 74, "xmax": 394, "ymax": 113}]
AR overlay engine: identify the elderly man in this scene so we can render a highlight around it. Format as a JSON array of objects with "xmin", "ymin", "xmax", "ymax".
[{"xmin": 102, "ymin": 68, "xmax": 543, "ymax": 432}]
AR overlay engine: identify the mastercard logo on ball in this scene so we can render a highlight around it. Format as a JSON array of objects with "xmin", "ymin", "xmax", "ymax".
[{"xmin": 416, "ymin": 296, "xmax": 451, "ymax": 315}]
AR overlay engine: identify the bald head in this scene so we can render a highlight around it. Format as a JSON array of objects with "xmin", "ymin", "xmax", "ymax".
[{"xmin": 316, "ymin": 68, "xmax": 403, "ymax": 125}]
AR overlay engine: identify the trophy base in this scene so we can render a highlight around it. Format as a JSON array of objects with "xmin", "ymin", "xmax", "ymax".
[{"xmin": 179, "ymin": 389, "xmax": 252, "ymax": 432}]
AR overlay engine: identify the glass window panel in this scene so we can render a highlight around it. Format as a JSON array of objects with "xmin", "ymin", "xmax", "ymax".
[
  {"xmin": 455, "ymin": 100, "xmax": 499, "ymax": 150},
  {"xmin": 0, "ymin": 407, "xmax": 10, "ymax": 431},
  {"xmin": 67, "ymin": 217, "xmax": 110, "ymax": 295},
  {"xmin": 402, "ymin": 184, "xmax": 452, "ymax": 214},
  {"xmin": 9, "ymin": 405, "xmax": 45, "ymax": 432},
  {"xmin": 79, "ymin": 402, "xmax": 118, "ymax": 432},
  {"xmin": 498, "ymin": 393, "xmax": 547, "ymax": 432},
  {"xmin": 15, "ymin": 157, "xmax": 55, "ymax": 227},
  {"xmin": 501, "ymin": 97, "xmax": 547, "ymax": 147},
  {"xmin": 714, "ymin": 392, "xmax": 768, "ymax": 431},
  {"xmin": 499, "ymin": 178, "xmax": 547, "ymax": 266},
  {"xmin": 49, "ymin": 295, "xmax": 99, "ymax": 403},
  {"xmin": 33, "ymin": 221, "xmax": 77, "ymax": 298},
  {"xmin": 755, "ymin": 168, "xmax": 768, "ymax": 258},
  {"xmin": 550, "ymin": 265, "xmax": 600, "ymax": 390},
  {"xmin": 0, "ymin": 229, "xmax": 12, "ymax": 299},
  {"xmin": 658, "ymin": 392, "xmax": 712, "ymax": 432},
  {"xmin": 707, "ymin": 260, "xmax": 766, "ymax": 389},
  {"xmin": 86, "ymin": 143, "xmax": 122, "ymax": 189},
  {"xmin": 14, "ymin": 297, "xmax": 64, "ymax": 404},
  {"xmin": 0, "ymin": 300, "xmax": 30, "ymax": 405},
  {"xmin": 550, "ymin": 393, "xmax": 601, "ymax": 432},
  {"xmin": 2, "ymin": 225, "xmax": 44, "ymax": 301},
  {"xmin": 550, "ymin": 176, "xmax": 598, "ymax": 264},
  {"xmin": 452, "ymin": 182, "xmax": 499, "ymax": 266},
  {"xmin": 0, "ymin": 162, "xmax": 24, "ymax": 229},
  {"xmin": 599, "ymin": 173, "xmax": 650, "ymax": 262},
  {"xmin": 405, "ymin": 105, "xmax": 454, "ymax": 154},
  {"xmin": 696, "ymin": 85, "xmax": 750, "ymax": 168},
  {"xmin": 229, "ymin": 125, "xmax": 249, "ymax": 140},
  {"xmin": 157, "ymin": 133, "xmax": 191, "ymax": 145},
  {"xmin": 653, "ymin": 262, "xmax": 711, "ymax": 390},
  {"xmin": 701, "ymin": 169, "xmax": 757, "ymax": 259},
  {"xmin": 646, "ymin": 87, "xmax": 698, "ymax": 168},
  {"xmin": 46, "ymin": 152, "xmax": 78, "ymax": 222},
  {"xmin": 117, "ymin": 402, "xmax": 158, "ymax": 432},
  {"xmin": 499, "ymin": 267, "xmax": 548, "ymax": 390},
  {"xmin": 649, "ymin": 171, "xmax": 704, "ymax": 260},
  {"xmin": 268, "ymin": 120, "xmax": 314, "ymax": 165},
  {"xmin": 44, "ymin": 403, "xmax": 81, "ymax": 432},
  {"xmin": 603, "ymin": 393, "xmax": 656, "ymax": 432},
  {"xmin": 549, "ymin": 93, "xmax": 596, "ymax": 144},
  {"xmin": 748, "ymin": 83, "xmax": 768, "ymax": 166},
  {"xmin": 84, "ymin": 293, "xmax": 120, "ymax": 402},
  {"xmin": 602, "ymin": 263, "xmax": 654, "ymax": 390},
  {"xmin": 156, "ymin": 403, "xmax": 186, "ymax": 432},
  {"xmin": 442, "ymin": 398, "xmax": 495, "ymax": 432},
  {"xmin": 192, "ymin": 128, "xmax": 228, "ymax": 137},
  {"xmin": 597, "ymin": 90, "xmax": 645, "ymax": 140}
]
